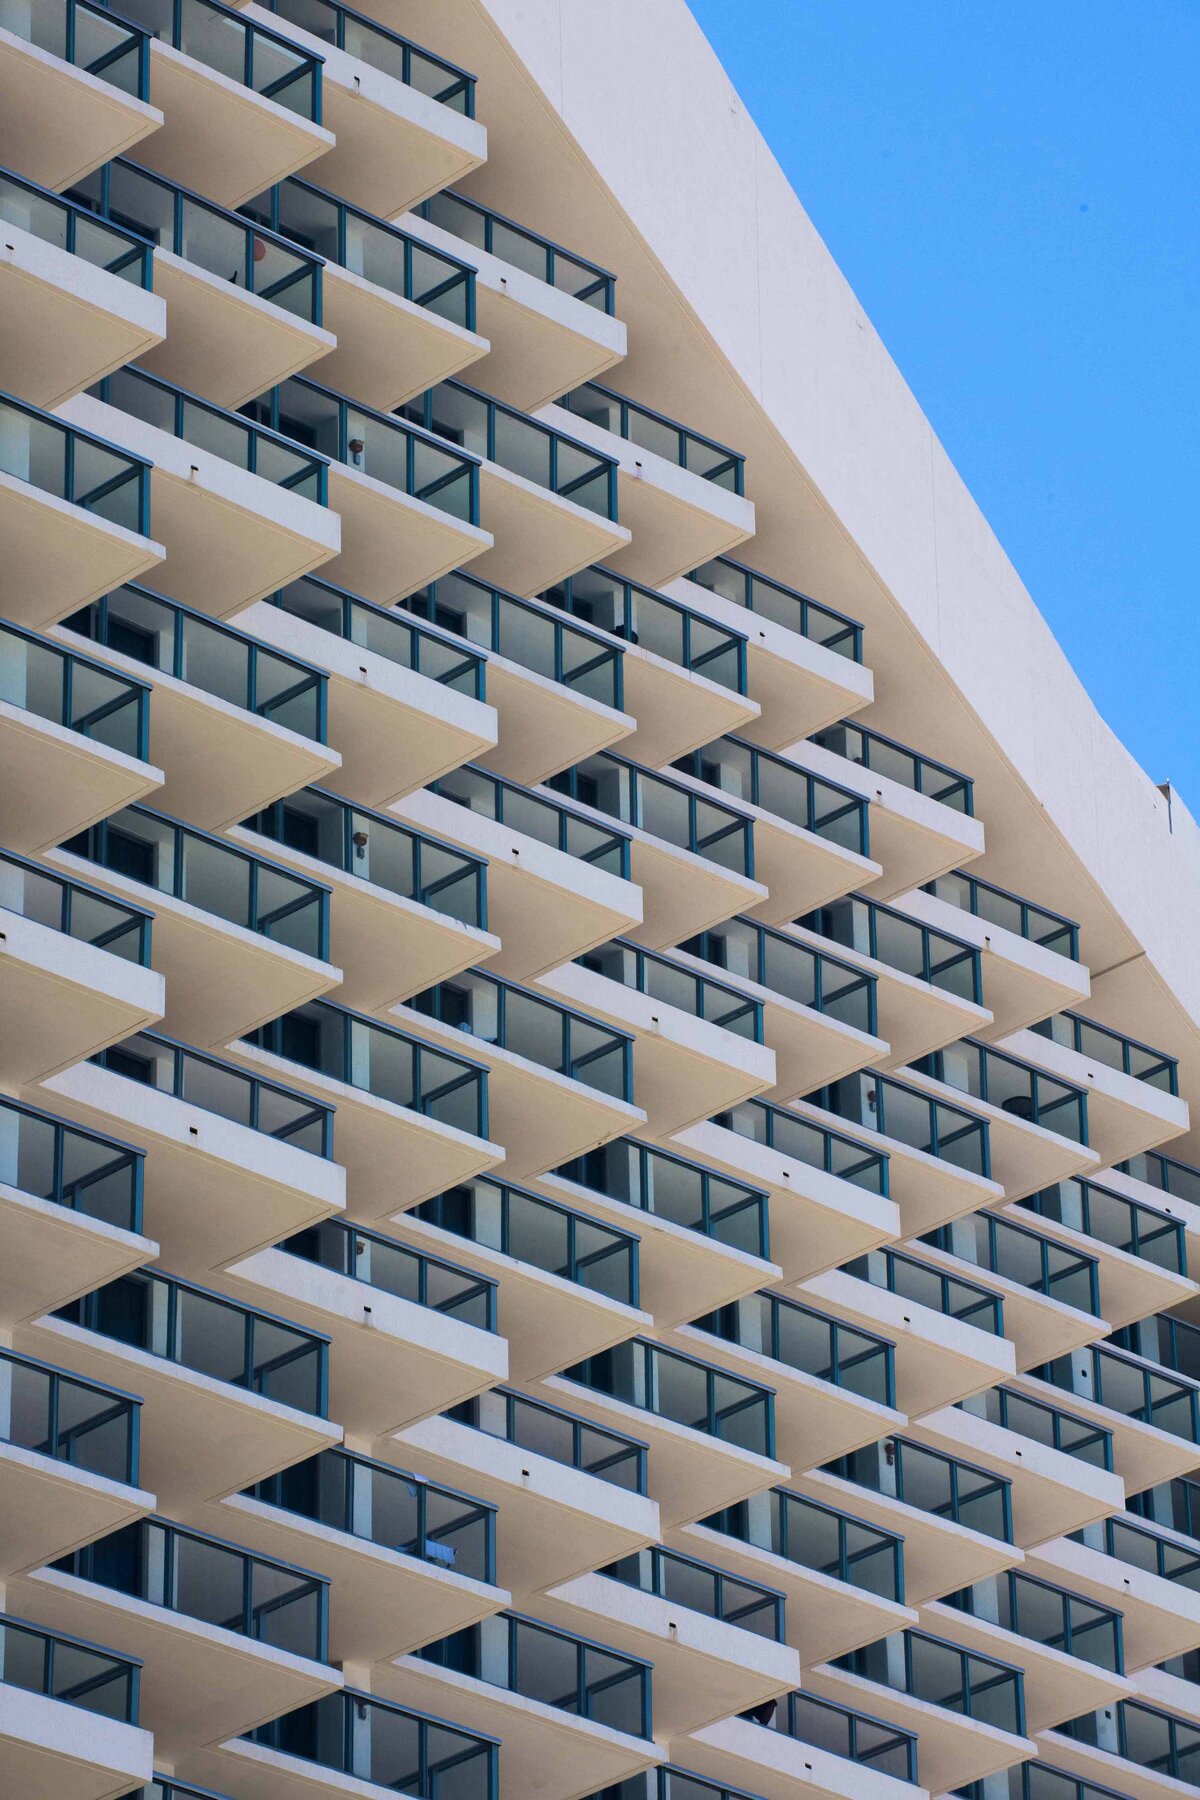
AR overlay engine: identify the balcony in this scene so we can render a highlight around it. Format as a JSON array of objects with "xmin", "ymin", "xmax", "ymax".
[
  {"xmin": 237, "ymin": 786, "xmax": 499, "ymax": 1008},
  {"xmin": 223, "ymin": 1446, "xmax": 507, "ymax": 1661},
  {"xmin": 17, "ymin": 1517, "xmax": 338, "ymax": 1759},
  {"xmin": 194, "ymin": 1686, "xmax": 498, "ymax": 1800},
  {"xmin": 537, "ymin": 1543, "xmax": 800, "ymax": 1739},
  {"xmin": 405, "ymin": 570, "xmax": 634, "ymax": 783},
  {"xmin": 0, "ymin": 851, "xmax": 163, "ymax": 1082},
  {"xmin": 1046, "ymin": 1695, "xmax": 1200, "ymax": 1800},
  {"xmin": 408, "ymin": 189, "xmax": 625, "ymax": 411},
  {"xmin": 1027, "ymin": 1514, "xmax": 1200, "ymax": 1674},
  {"xmin": 400, "ymin": 380, "xmax": 630, "ymax": 597},
  {"xmin": 0, "ymin": 390, "xmax": 162, "ymax": 626},
  {"xmin": 0, "ymin": 0, "xmax": 161, "ymax": 192},
  {"xmin": 40, "ymin": 1029, "xmax": 342, "ymax": 1277},
  {"xmin": 54, "ymin": 803, "xmax": 339, "ymax": 1044},
  {"xmin": 540, "ymin": 1138, "xmax": 779, "ymax": 1327},
  {"xmin": 1003, "ymin": 1019, "xmax": 1190, "ymax": 1170},
  {"xmin": 26, "ymin": 1264, "xmax": 338, "ymax": 1507},
  {"xmin": 677, "ymin": 1290, "xmax": 903, "ymax": 1472},
  {"xmin": 383, "ymin": 1612, "xmax": 661, "ymax": 1800},
  {"xmin": 1029, "ymin": 1328, "xmax": 1200, "ymax": 1489},
  {"xmin": 683, "ymin": 1484, "xmax": 915, "ymax": 1665},
  {"xmin": 233, "ymin": 999, "xmax": 502, "ymax": 1216},
  {"xmin": 0, "ymin": 166, "xmax": 164, "ymax": 407},
  {"xmin": 401, "ymin": 968, "xmax": 644, "ymax": 1177},
  {"xmin": 551, "ymin": 1336, "xmax": 787, "ymax": 1526},
  {"xmin": 672, "ymin": 737, "xmax": 881, "ymax": 922},
  {"xmin": 394, "ymin": 1388, "xmax": 658, "ymax": 1596},
  {"xmin": 403, "ymin": 1175, "xmax": 649, "ymax": 1378},
  {"xmin": 61, "ymin": 582, "xmax": 339, "ymax": 828},
  {"xmin": 542, "ymin": 940, "xmax": 776, "ymax": 1133},
  {"xmin": 61, "ymin": 368, "xmax": 338, "ymax": 611},
  {"xmin": 544, "ymin": 567, "xmax": 757, "ymax": 766},
  {"xmin": 0, "ymin": 1094, "xmax": 155, "ymax": 1322},
  {"xmin": 248, "ymin": 178, "xmax": 486, "ymax": 406},
  {"xmin": 680, "ymin": 1691, "xmax": 921, "ymax": 1800},
  {"xmin": 119, "ymin": 0, "xmax": 333, "ymax": 206},
  {"xmin": 1019, "ymin": 1176, "xmax": 1195, "ymax": 1330},
  {"xmin": 0, "ymin": 1346, "xmax": 151, "ymax": 1577},
  {"xmin": 673, "ymin": 1100, "xmax": 900, "ymax": 1284},
  {"xmin": 811, "ymin": 1628, "xmax": 1034, "ymax": 1791},
  {"xmin": 243, "ymin": 578, "xmax": 498, "ymax": 804},
  {"xmin": 0, "ymin": 1611, "xmax": 151, "ymax": 1800},
  {"xmin": 0, "ymin": 617, "xmax": 161, "ymax": 850},
  {"xmin": 226, "ymin": 1216, "xmax": 507, "ymax": 1435},
  {"xmin": 799, "ymin": 894, "xmax": 993, "ymax": 1068}
]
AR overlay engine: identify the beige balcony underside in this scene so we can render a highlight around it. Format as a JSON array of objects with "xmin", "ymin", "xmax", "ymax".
[
  {"xmin": 470, "ymin": 459, "xmax": 630, "ymax": 600},
  {"xmin": 319, "ymin": 264, "xmax": 489, "ymax": 411},
  {"xmin": 615, "ymin": 649, "xmax": 759, "ymax": 769},
  {"xmin": 322, "ymin": 460, "xmax": 491, "ymax": 604},
  {"xmin": 0, "ymin": 28, "xmax": 162, "ymax": 193},
  {"xmin": 0, "ymin": 1186, "xmax": 156, "ymax": 1326},
  {"xmin": 0, "ymin": 1441, "xmax": 152, "ymax": 1578},
  {"xmin": 0, "ymin": 470, "xmax": 165, "ymax": 631},
  {"xmin": 474, "ymin": 652, "xmax": 634, "ymax": 788},
  {"xmin": 0, "ymin": 1681, "xmax": 153, "ymax": 1800},
  {"xmin": 679, "ymin": 1713, "xmax": 924, "ymax": 1800},
  {"xmin": 1, "ymin": 907, "xmax": 163, "ymax": 1085},
  {"xmin": 0, "ymin": 702, "xmax": 162, "ymax": 855}
]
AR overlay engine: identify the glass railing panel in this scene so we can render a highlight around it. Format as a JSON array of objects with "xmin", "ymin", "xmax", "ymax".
[
  {"xmin": 1061, "ymin": 1698, "xmax": 1200, "ymax": 1783},
  {"xmin": 844, "ymin": 1245, "xmax": 1004, "ymax": 1335},
  {"xmin": 0, "ymin": 388, "xmax": 150, "ymax": 532},
  {"xmin": 0, "ymin": 1613, "xmax": 139, "ymax": 1721},
  {"xmin": 549, "ymin": 752, "xmax": 754, "ymax": 876},
  {"xmin": 1023, "ymin": 1177, "xmax": 1188, "ymax": 1274},
  {"xmin": 970, "ymin": 1388, "xmax": 1113, "ymax": 1470},
  {"xmin": 564, "ymin": 1338, "xmax": 774, "ymax": 1458},
  {"xmin": 273, "ymin": 573, "xmax": 485, "ymax": 698},
  {"xmin": 418, "ymin": 1613, "xmax": 652, "ymax": 1738},
  {"xmin": 1103, "ymin": 1512, "xmax": 1200, "ymax": 1591},
  {"xmin": 557, "ymin": 382, "xmax": 744, "ymax": 492},
  {"xmin": 716, "ymin": 1097, "xmax": 890, "ymax": 1195},
  {"xmin": 682, "ymin": 915, "xmax": 878, "ymax": 1034},
  {"xmin": 675, "ymin": 737, "xmax": 869, "ymax": 857},
  {"xmin": 924, "ymin": 870, "xmax": 1080, "ymax": 961},
  {"xmin": 1032, "ymin": 1011, "xmax": 1178, "ymax": 1094},
  {"xmin": 412, "ymin": 970, "xmax": 633, "ymax": 1102},
  {"xmin": 0, "ymin": 848, "xmax": 151, "ymax": 963},
  {"xmin": 555, "ymin": 1139, "xmax": 770, "ymax": 1261},
  {"xmin": 839, "ymin": 1630, "xmax": 1025, "ymax": 1735},
  {"xmin": 828, "ymin": 1437, "xmax": 1013, "ymax": 1542},
  {"xmin": 802, "ymin": 893, "xmax": 982, "ymax": 1005},
  {"xmin": 694, "ymin": 1293, "xmax": 894, "ymax": 1406},
  {"xmin": 811, "ymin": 721, "xmax": 973, "ymax": 814},
  {"xmin": 921, "ymin": 1214, "xmax": 1100, "ymax": 1317},
  {"xmin": 809, "ymin": 1071, "xmax": 991, "ymax": 1178},
  {"xmin": 8, "ymin": 0, "xmax": 149, "ymax": 95},
  {"xmin": 433, "ymin": 763, "xmax": 630, "ymax": 877},
  {"xmin": 416, "ymin": 189, "xmax": 613, "ymax": 309},
  {"xmin": 776, "ymin": 1690, "xmax": 917, "ymax": 1781},
  {"xmin": 114, "ymin": 0, "xmax": 321, "ymax": 117},
  {"xmin": 601, "ymin": 1544, "xmax": 783, "ymax": 1638},
  {"xmin": 1112, "ymin": 1314, "xmax": 1200, "ymax": 1385},
  {"xmin": 415, "ymin": 1176, "xmax": 637, "ymax": 1307},
  {"xmin": 689, "ymin": 554, "xmax": 864, "ymax": 662},
  {"xmin": 258, "ymin": 0, "xmax": 474, "ymax": 111},
  {"xmin": 0, "ymin": 1345, "xmax": 139, "ymax": 1483},
  {"xmin": 447, "ymin": 1387, "xmax": 647, "ymax": 1493},
  {"xmin": 918, "ymin": 1040, "xmax": 1088, "ymax": 1145},
  {"xmin": 0, "ymin": 617, "xmax": 148, "ymax": 758},
  {"xmin": 1037, "ymin": 1343, "xmax": 1200, "ymax": 1444},
  {"xmin": 579, "ymin": 939, "xmax": 762, "ymax": 1040},
  {"xmin": 0, "ymin": 1092, "xmax": 144, "ymax": 1231},
  {"xmin": 947, "ymin": 1570, "xmax": 1122, "ymax": 1671},
  {"xmin": 546, "ymin": 566, "xmax": 745, "ymax": 694},
  {"xmin": 704, "ymin": 1486, "xmax": 904, "ymax": 1604},
  {"xmin": 1118, "ymin": 1148, "xmax": 1200, "ymax": 1208},
  {"xmin": 0, "ymin": 164, "xmax": 151, "ymax": 283},
  {"xmin": 252, "ymin": 1688, "xmax": 496, "ymax": 1794},
  {"xmin": 283, "ymin": 1216, "xmax": 496, "ymax": 1331}
]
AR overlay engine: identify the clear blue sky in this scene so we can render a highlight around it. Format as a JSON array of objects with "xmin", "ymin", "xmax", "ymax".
[{"xmin": 689, "ymin": 0, "xmax": 1200, "ymax": 805}]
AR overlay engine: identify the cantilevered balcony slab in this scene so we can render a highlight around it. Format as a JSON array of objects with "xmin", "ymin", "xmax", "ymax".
[
  {"xmin": 920, "ymin": 1598, "xmax": 1132, "ymax": 1733},
  {"xmin": 617, "ymin": 820, "xmax": 769, "ymax": 952},
  {"xmin": 55, "ymin": 391, "xmax": 339, "ymax": 613},
  {"xmin": 672, "ymin": 1117, "xmax": 900, "ymax": 1283},
  {"xmin": 896, "ymin": 1063, "xmax": 1099, "ymax": 1202},
  {"xmin": 19, "ymin": 1310, "xmax": 339, "ymax": 1511},
  {"xmin": 536, "ymin": 1569, "xmax": 802, "ymax": 1739},
  {"xmin": 0, "ymin": 1671, "xmax": 153, "ymax": 1800},
  {"xmin": 0, "ymin": 908, "xmax": 163, "ymax": 1084},
  {"xmin": 0, "ymin": 25, "xmax": 162, "ymax": 193},
  {"xmin": 465, "ymin": 647, "xmax": 634, "ymax": 789},
  {"xmin": 539, "ymin": 402, "xmax": 754, "ymax": 591},
  {"xmin": 37, "ymin": 1055, "xmax": 344, "ymax": 1278},
  {"xmin": 0, "ymin": 699, "xmax": 162, "ymax": 856},
  {"xmin": 315, "ymin": 260, "xmax": 488, "ymax": 412},
  {"xmin": 322, "ymin": 459, "xmax": 492, "ymax": 604},
  {"xmin": 14, "ymin": 1562, "xmax": 339, "ymax": 1763},
  {"xmin": 0, "ymin": 1436, "xmax": 152, "ymax": 1579},
  {"xmin": 1000, "ymin": 1024, "xmax": 1191, "ymax": 1170},
  {"xmin": 0, "ymin": 1187, "xmax": 155, "ymax": 1327},
  {"xmin": 392, "ymin": 1410, "xmax": 659, "ymax": 1597},
  {"xmin": 1000, "ymin": 1196, "xmax": 1195, "ymax": 1334},
  {"xmin": 0, "ymin": 220, "xmax": 165, "ymax": 410},
  {"xmin": 1003, "ymin": 1369, "xmax": 1200, "ymax": 1493},
  {"xmin": 617, "ymin": 648, "xmax": 760, "ymax": 771},
  {"xmin": 0, "ymin": 471, "xmax": 164, "ymax": 632},
  {"xmin": 1026, "ymin": 1530, "xmax": 1200, "ymax": 1673},
  {"xmin": 680, "ymin": 1713, "xmax": 927, "ymax": 1800},
  {"xmin": 901, "ymin": 1235, "xmax": 1108, "ymax": 1371},
  {"xmin": 1035, "ymin": 1725, "xmax": 1195, "ymax": 1800},
  {"xmin": 469, "ymin": 460, "xmax": 630, "ymax": 602},
  {"xmin": 222, "ymin": 1244, "xmax": 508, "ymax": 1439}
]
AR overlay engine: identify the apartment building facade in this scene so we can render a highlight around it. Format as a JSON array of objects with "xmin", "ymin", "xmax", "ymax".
[{"xmin": 1, "ymin": 3, "xmax": 1198, "ymax": 1800}]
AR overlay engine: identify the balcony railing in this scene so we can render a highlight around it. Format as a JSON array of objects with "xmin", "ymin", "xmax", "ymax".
[
  {"xmin": 248, "ymin": 998, "xmax": 488, "ymax": 1139},
  {"xmin": 971, "ymin": 1387, "xmax": 1113, "ymax": 1470},
  {"xmin": 716, "ymin": 1097, "xmax": 889, "ymax": 1196},
  {"xmin": 0, "ymin": 1344, "xmax": 140, "ymax": 1484},
  {"xmin": 252, "ymin": 375, "xmax": 475, "ymax": 518},
  {"xmin": 828, "ymin": 1437, "xmax": 1013, "ymax": 1543},
  {"xmin": 947, "ymin": 1568, "xmax": 1123, "ymax": 1670},
  {"xmin": 1119, "ymin": 1146, "xmax": 1200, "ymax": 1209},
  {"xmin": 433, "ymin": 764, "xmax": 630, "ymax": 878},
  {"xmin": 770, "ymin": 1690, "xmax": 917, "ymax": 1782},
  {"xmin": 1031, "ymin": 1010, "xmax": 1178, "ymax": 1095},
  {"xmin": 601, "ymin": 1544, "xmax": 784, "ymax": 1639},
  {"xmin": 924, "ymin": 869, "xmax": 1081, "ymax": 961},
  {"xmin": 66, "ymin": 803, "xmax": 331, "ymax": 960},
  {"xmin": 801, "ymin": 892, "xmax": 982, "ymax": 1006},
  {"xmin": 557, "ymin": 1138, "xmax": 769, "ymax": 1262},
  {"xmin": 845, "ymin": 1244, "xmax": 1004, "ymax": 1336},
  {"xmin": 418, "ymin": 1612, "xmax": 652, "ymax": 1740},
  {"xmin": 1062, "ymin": 1699, "xmax": 1200, "ymax": 1784},
  {"xmin": 1023, "ymin": 1177, "xmax": 1188, "ymax": 1275},
  {"xmin": 250, "ymin": 786, "xmax": 486, "ymax": 929},
  {"xmin": 257, "ymin": 0, "xmax": 474, "ymax": 113},
  {"xmin": 252, "ymin": 1688, "xmax": 497, "ymax": 1794},
  {"xmin": 283, "ymin": 1216, "xmax": 497, "ymax": 1332},
  {"xmin": 96, "ymin": 365, "xmax": 326, "ymax": 502},
  {"xmin": 675, "ymin": 737, "xmax": 870, "ymax": 858},
  {"xmin": 810, "ymin": 721, "xmax": 974, "ymax": 815},
  {"xmin": 682, "ymin": 915, "xmax": 877, "ymax": 1035},
  {"xmin": 923, "ymin": 1212, "xmax": 1100, "ymax": 1317},
  {"xmin": 273, "ymin": 573, "xmax": 485, "ymax": 698},
  {"xmin": 7, "ymin": 0, "xmax": 149, "ymax": 97},
  {"xmin": 0, "ymin": 388, "xmax": 151, "ymax": 534},
  {"xmin": 689, "ymin": 553, "xmax": 864, "ymax": 662},
  {"xmin": 546, "ymin": 566, "xmax": 746, "ymax": 694},
  {"xmin": 557, "ymin": 381, "xmax": 744, "ymax": 492},
  {"xmin": 0, "ymin": 1612, "xmax": 140, "ymax": 1723},
  {"xmin": 62, "ymin": 1265, "xmax": 330, "ymax": 1415},
  {"xmin": 447, "ymin": 1386, "xmax": 647, "ymax": 1493},
  {"xmin": 579, "ymin": 939, "xmax": 762, "ymax": 1041},
  {"xmin": 565, "ymin": 1337, "xmax": 775, "ymax": 1459},
  {"xmin": 0, "ymin": 846, "xmax": 152, "ymax": 964},
  {"xmin": 705, "ymin": 1484, "xmax": 904, "ymax": 1604},
  {"xmin": 1114, "ymin": 1313, "xmax": 1200, "ymax": 1386},
  {"xmin": 1102, "ymin": 1513, "xmax": 1200, "ymax": 1593},
  {"xmin": 836, "ymin": 1628, "xmax": 1025, "ymax": 1737},
  {"xmin": 0, "ymin": 163, "xmax": 151, "ymax": 285},
  {"xmin": 412, "ymin": 969, "xmax": 634, "ymax": 1102},
  {"xmin": 551, "ymin": 752, "xmax": 754, "ymax": 876},
  {"xmin": 111, "ymin": 0, "xmax": 322, "ymax": 119},
  {"xmin": 250, "ymin": 176, "xmax": 475, "ymax": 327},
  {"xmin": 406, "ymin": 568, "xmax": 623, "ymax": 710},
  {"xmin": 73, "ymin": 158, "xmax": 322, "ymax": 322},
  {"xmin": 415, "ymin": 1176, "xmax": 638, "ymax": 1307},
  {"xmin": 416, "ymin": 189, "xmax": 613, "ymax": 311},
  {"xmin": 0, "ymin": 616, "xmax": 149, "ymax": 759},
  {"xmin": 60, "ymin": 1517, "xmax": 328, "ymax": 1660},
  {"xmin": 1037, "ymin": 1342, "xmax": 1200, "ymax": 1445},
  {"xmin": 918, "ymin": 1039, "xmax": 1089, "ymax": 1145},
  {"xmin": 253, "ymin": 1446, "xmax": 496, "ymax": 1582},
  {"xmin": 695, "ymin": 1292, "xmax": 895, "ymax": 1407},
  {"xmin": 954, "ymin": 1763, "xmax": 1128, "ymax": 1800},
  {"xmin": 401, "ymin": 379, "xmax": 618, "ymax": 520},
  {"xmin": 809, "ymin": 1071, "xmax": 991, "ymax": 1178},
  {"xmin": 0, "ymin": 1092, "xmax": 144, "ymax": 1232}
]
